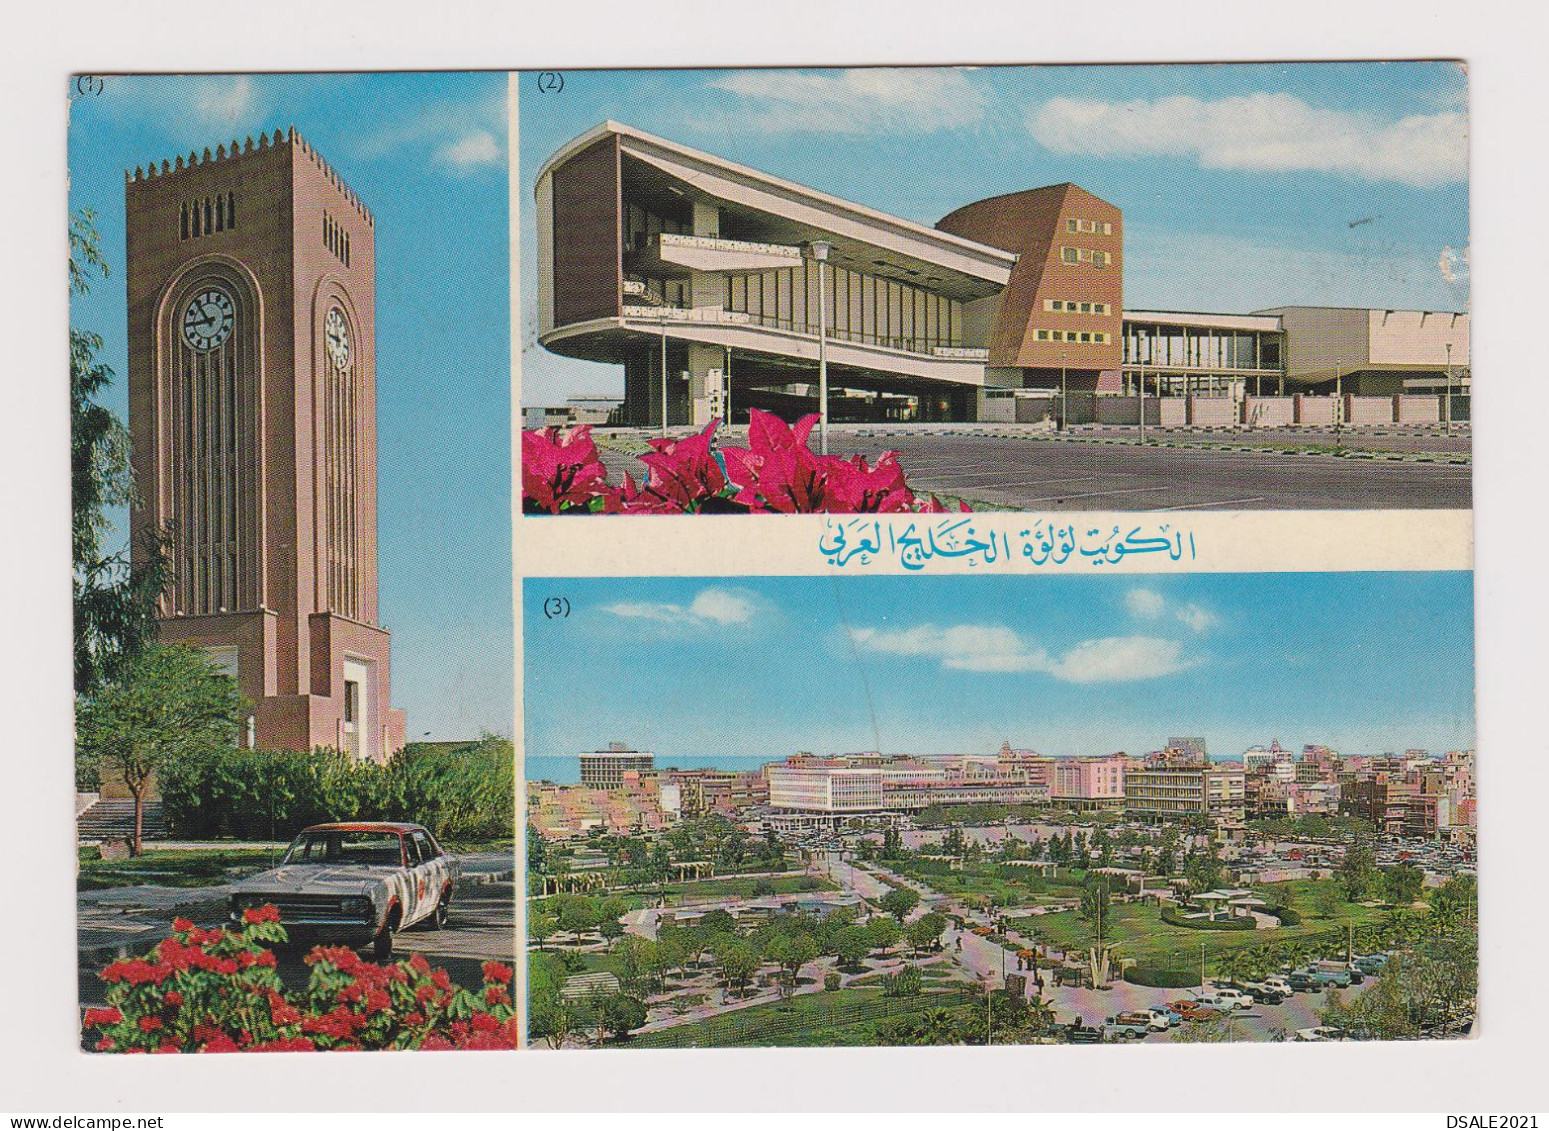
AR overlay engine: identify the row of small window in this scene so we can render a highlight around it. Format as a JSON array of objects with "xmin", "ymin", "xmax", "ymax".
[
  {"xmin": 323, "ymin": 211, "xmax": 351, "ymax": 268},
  {"xmin": 1066, "ymin": 217, "xmax": 1113, "ymax": 236},
  {"xmin": 1060, "ymin": 246, "xmax": 1112, "ymax": 268},
  {"xmin": 1042, "ymin": 299, "xmax": 1111, "ymax": 315},
  {"xmin": 1035, "ymin": 329, "xmax": 1112, "ymax": 344},
  {"xmin": 181, "ymin": 194, "xmax": 237, "ymax": 240}
]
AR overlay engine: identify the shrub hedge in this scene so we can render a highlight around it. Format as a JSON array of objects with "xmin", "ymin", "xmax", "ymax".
[
  {"xmin": 159, "ymin": 737, "xmax": 513, "ymax": 845},
  {"xmin": 1159, "ymin": 906, "xmax": 1257, "ymax": 932},
  {"xmin": 1124, "ymin": 964, "xmax": 1202, "ymax": 989}
]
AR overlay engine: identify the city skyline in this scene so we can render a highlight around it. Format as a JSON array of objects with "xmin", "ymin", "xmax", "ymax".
[
  {"xmin": 519, "ymin": 62, "xmax": 1469, "ymax": 406},
  {"xmin": 525, "ymin": 572, "xmax": 1476, "ymax": 763},
  {"xmin": 69, "ymin": 73, "xmax": 512, "ymax": 739}
]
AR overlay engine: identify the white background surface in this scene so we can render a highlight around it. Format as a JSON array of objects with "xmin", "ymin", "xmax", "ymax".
[{"xmin": 3, "ymin": 0, "xmax": 1546, "ymax": 1113}]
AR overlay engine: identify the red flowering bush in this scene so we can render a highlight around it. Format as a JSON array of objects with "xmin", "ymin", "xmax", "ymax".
[
  {"xmin": 522, "ymin": 410, "xmax": 967, "ymax": 514},
  {"xmin": 82, "ymin": 910, "xmax": 518, "ymax": 1053}
]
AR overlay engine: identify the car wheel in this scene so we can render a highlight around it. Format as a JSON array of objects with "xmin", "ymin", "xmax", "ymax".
[
  {"xmin": 372, "ymin": 921, "xmax": 395, "ymax": 962},
  {"xmin": 431, "ymin": 888, "xmax": 452, "ymax": 930}
]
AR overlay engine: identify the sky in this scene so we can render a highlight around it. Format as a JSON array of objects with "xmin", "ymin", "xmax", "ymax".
[
  {"xmin": 517, "ymin": 62, "xmax": 1470, "ymax": 406},
  {"xmin": 69, "ymin": 72, "xmax": 512, "ymax": 740},
  {"xmin": 524, "ymin": 572, "xmax": 1476, "ymax": 764}
]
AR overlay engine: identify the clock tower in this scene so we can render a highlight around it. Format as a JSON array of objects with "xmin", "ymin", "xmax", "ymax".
[{"xmin": 125, "ymin": 128, "xmax": 406, "ymax": 762}]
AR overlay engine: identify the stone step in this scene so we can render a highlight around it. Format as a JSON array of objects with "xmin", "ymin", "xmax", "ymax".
[{"xmin": 77, "ymin": 800, "xmax": 166, "ymax": 841}]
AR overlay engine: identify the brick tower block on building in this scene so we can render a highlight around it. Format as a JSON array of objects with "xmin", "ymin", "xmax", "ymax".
[{"xmin": 125, "ymin": 129, "xmax": 405, "ymax": 762}]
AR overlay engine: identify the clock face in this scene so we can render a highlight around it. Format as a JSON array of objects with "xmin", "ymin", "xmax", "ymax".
[
  {"xmin": 181, "ymin": 288, "xmax": 234, "ymax": 352},
  {"xmin": 325, "ymin": 307, "xmax": 351, "ymax": 370}
]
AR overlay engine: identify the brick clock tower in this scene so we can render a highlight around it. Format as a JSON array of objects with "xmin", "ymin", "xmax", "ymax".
[{"xmin": 126, "ymin": 128, "xmax": 405, "ymax": 763}]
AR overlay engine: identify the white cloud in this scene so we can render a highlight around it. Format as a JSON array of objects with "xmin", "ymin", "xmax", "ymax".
[
  {"xmin": 1175, "ymin": 604, "xmax": 1219, "ymax": 634},
  {"xmin": 1044, "ymin": 636, "xmax": 1193, "ymax": 684},
  {"xmin": 708, "ymin": 68, "xmax": 988, "ymax": 134},
  {"xmin": 849, "ymin": 624, "xmax": 1194, "ymax": 684},
  {"xmin": 100, "ymin": 74, "xmax": 268, "ymax": 148},
  {"xmin": 354, "ymin": 90, "xmax": 506, "ymax": 172},
  {"xmin": 688, "ymin": 589, "xmax": 755, "ymax": 626},
  {"xmin": 436, "ymin": 130, "xmax": 502, "ymax": 171},
  {"xmin": 602, "ymin": 587, "xmax": 756, "ymax": 629},
  {"xmin": 1027, "ymin": 92, "xmax": 1467, "ymax": 188},
  {"xmin": 1125, "ymin": 587, "xmax": 1167, "ymax": 619},
  {"xmin": 1123, "ymin": 587, "xmax": 1217, "ymax": 634},
  {"xmin": 191, "ymin": 76, "xmax": 258, "ymax": 128}
]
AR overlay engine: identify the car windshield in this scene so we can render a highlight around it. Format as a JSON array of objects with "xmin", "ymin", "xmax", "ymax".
[{"xmin": 282, "ymin": 830, "xmax": 404, "ymax": 867}]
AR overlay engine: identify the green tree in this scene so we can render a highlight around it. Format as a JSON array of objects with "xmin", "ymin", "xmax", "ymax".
[
  {"xmin": 866, "ymin": 916, "xmax": 902, "ymax": 954},
  {"xmin": 528, "ymin": 908, "xmax": 558, "ymax": 951},
  {"xmin": 880, "ymin": 885, "xmax": 920, "ymax": 921},
  {"xmin": 596, "ymin": 993, "xmax": 648, "ymax": 1040},
  {"xmin": 766, "ymin": 933, "xmax": 819, "ymax": 982},
  {"xmin": 835, "ymin": 925, "xmax": 872, "ymax": 968},
  {"xmin": 75, "ymin": 644, "xmax": 244, "ymax": 853},
  {"xmin": 906, "ymin": 911, "xmax": 947, "ymax": 955},
  {"xmin": 1338, "ymin": 841, "xmax": 1377, "ymax": 901},
  {"xmin": 1381, "ymin": 864, "xmax": 1424, "ymax": 908},
  {"xmin": 552, "ymin": 894, "xmax": 598, "ymax": 941},
  {"xmin": 70, "ymin": 209, "xmax": 168, "ymax": 700},
  {"xmin": 718, "ymin": 943, "xmax": 759, "ymax": 996}
]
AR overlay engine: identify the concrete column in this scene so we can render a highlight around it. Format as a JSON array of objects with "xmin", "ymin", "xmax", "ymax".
[{"xmin": 687, "ymin": 341, "xmax": 724, "ymax": 428}]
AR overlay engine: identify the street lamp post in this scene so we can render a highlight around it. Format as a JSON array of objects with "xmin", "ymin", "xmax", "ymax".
[
  {"xmin": 809, "ymin": 240, "xmax": 832, "ymax": 454},
  {"xmin": 1137, "ymin": 331, "xmax": 1147, "ymax": 445},
  {"xmin": 659, "ymin": 315, "xmax": 670, "ymax": 438},
  {"xmin": 1444, "ymin": 342, "xmax": 1453, "ymax": 437},
  {"xmin": 1061, "ymin": 350, "xmax": 1069, "ymax": 432},
  {"xmin": 1334, "ymin": 357, "xmax": 1343, "ymax": 445}
]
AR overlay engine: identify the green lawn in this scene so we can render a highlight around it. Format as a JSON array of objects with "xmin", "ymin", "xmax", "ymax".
[
  {"xmin": 77, "ymin": 845, "xmax": 285, "ymax": 890},
  {"xmin": 625, "ymin": 985, "xmax": 978, "ymax": 1048},
  {"xmin": 891, "ymin": 860, "xmax": 1086, "ymax": 905},
  {"xmin": 664, "ymin": 873, "xmax": 837, "ymax": 902},
  {"xmin": 1013, "ymin": 880, "xmax": 1394, "ymax": 980}
]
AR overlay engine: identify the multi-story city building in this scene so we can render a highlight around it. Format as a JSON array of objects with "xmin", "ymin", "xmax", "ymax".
[
  {"xmin": 578, "ymin": 743, "xmax": 656, "ymax": 790},
  {"xmin": 533, "ymin": 121, "xmax": 1469, "ymax": 427},
  {"xmin": 126, "ymin": 130, "xmax": 405, "ymax": 761},
  {"xmin": 1050, "ymin": 754, "xmax": 1127, "ymax": 810},
  {"xmin": 1125, "ymin": 762, "xmax": 1246, "ymax": 825}
]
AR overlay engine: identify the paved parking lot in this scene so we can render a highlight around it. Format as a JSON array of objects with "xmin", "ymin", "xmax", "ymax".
[
  {"xmin": 598, "ymin": 426, "xmax": 1471, "ymax": 511},
  {"xmin": 78, "ymin": 859, "xmax": 516, "ymax": 1009}
]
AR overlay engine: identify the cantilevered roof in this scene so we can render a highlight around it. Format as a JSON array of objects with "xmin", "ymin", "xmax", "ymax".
[
  {"xmin": 1124, "ymin": 309, "xmax": 1284, "ymax": 333},
  {"xmin": 538, "ymin": 121, "xmax": 1017, "ymax": 295}
]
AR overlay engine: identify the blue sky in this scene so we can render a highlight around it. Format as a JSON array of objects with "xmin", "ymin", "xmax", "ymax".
[
  {"xmin": 69, "ymin": 72, "xmax": 512, "ymax": 739},
  {"xmin": 524, "ymin": 573, "xmax": 1476, "ymax": 764},
  {"xmin": 518, "ymin": 62, "xmax": 1469, "ymax": 406}
]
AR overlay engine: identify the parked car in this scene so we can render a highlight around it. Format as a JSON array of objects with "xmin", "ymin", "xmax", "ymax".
[
  {"xmin": 1286, "ymin": 971, "xmax": 1323, "ymax": 993},
  {"xmin": 1141, "ymin": 1007, "xmax": 1182, "ymax": 1029},
  {"xmin": 227, "ymin": 821, "xmax": 459, "ymax": 960},
  {"xmin": 1064, "ymin": 1021, "xmax": 1103, "ymax": 1044},
  {"xmin": 1208, "ymin": 988, "xmax": 1255, "ymax": 1010},
  {"xmin": 1167, "ymin": 1000, "xmax": 1222, "ymax": 1022},
  {"xmin": 1294, "ymin": 1026, "xmax": 1347, "ymax": 1042},
  {"xmin": 1307, "ymin": 964, "xmax": 1352, "ymax": 988},
  {"xmin": 1102, "ymin": 1016, "xmax": 1149, "ymax": 1040},
  {"xmin": 1261, "ymin": 975, "xmax": 1293, "ymax": 996},
  {"xmin": 1242, "ymin": 981, "xmax": 1285, "ymax": 1004},
  {"xmin": 1115, "ymin": 1010, "xmax": 1168, "ymax": 1033}
]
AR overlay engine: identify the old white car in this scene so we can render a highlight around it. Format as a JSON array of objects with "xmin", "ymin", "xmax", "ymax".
[{"xmin": 227, "ymin": 822, "xmax": 459, "ymax": 960}]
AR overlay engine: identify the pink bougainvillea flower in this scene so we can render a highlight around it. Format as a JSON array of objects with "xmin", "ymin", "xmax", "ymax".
[
  {"xmin": 522, "ymin": 425, "xmax": 612, "ymax": 514},
  {"xmin": 818, "ymin": 451, "xmax": 917, "ymax": 513},
  {"xmin": 721, "ymin": 409, "xmax": 831, "ymax": 513},
  {"xmin": 635, "ymin": 419, "xmax": 727, "ymax": 510}
]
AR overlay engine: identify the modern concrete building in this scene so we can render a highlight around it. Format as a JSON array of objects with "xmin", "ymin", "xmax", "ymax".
[
  {"xmin": 125, "ymin": 130, "xmax": 405, "ymax": 762},
  {"xmin": 577, "ymin": 743, "xmax": 656, "ymax": 790},
  {"xmin": 1050, "ymin": 754, "xmax": 1128, "ymax": 810},
  {"xmin": 534, "ymin": 121, "xmax": 1470, "ymax": 427}
]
